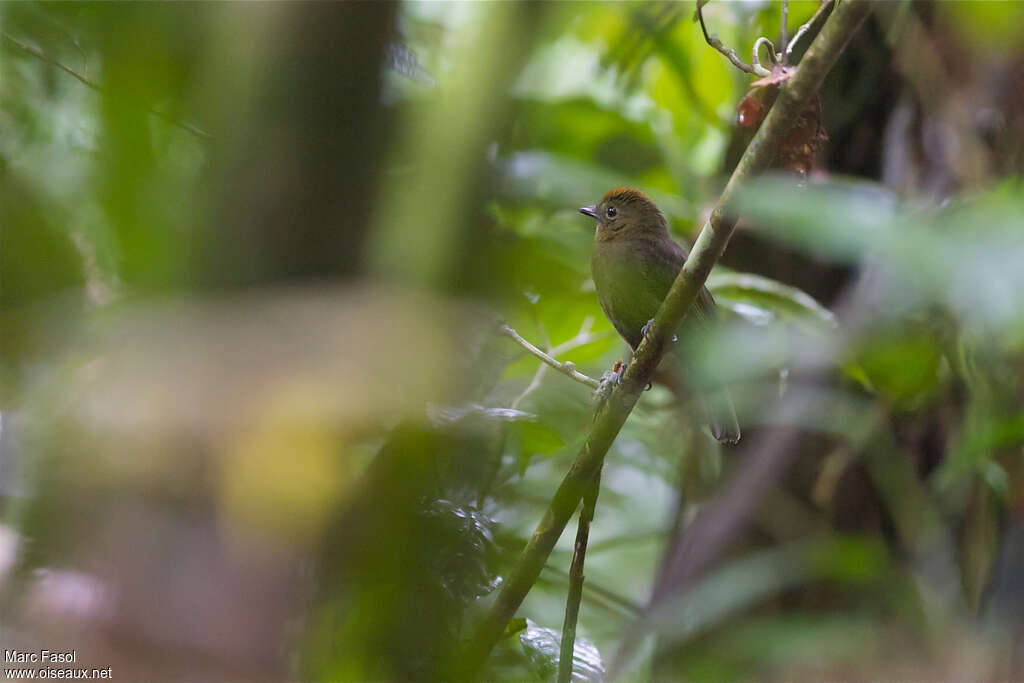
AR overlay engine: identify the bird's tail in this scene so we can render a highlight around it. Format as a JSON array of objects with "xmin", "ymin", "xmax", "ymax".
[
  {"xmin": 656, "ymin": 356, "xmax": 741, "ymax": 445},
  {"xmin": 702, "ymin": 384, "xmax": 740, "ymax": 445}
]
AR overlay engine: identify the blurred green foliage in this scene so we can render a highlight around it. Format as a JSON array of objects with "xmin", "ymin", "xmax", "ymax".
[{"xmin": 2, "ymin": 1, "xmax": 1024, "ymax": 681}]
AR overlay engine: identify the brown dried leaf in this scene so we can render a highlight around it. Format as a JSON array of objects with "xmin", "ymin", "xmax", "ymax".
[
  {"xmin": 736, "ymin": 84, "xmax": 778, "ymax": 128},
  {"xmin": 736, "ymin": 90, "xmax": 768, "ymax": 128}
]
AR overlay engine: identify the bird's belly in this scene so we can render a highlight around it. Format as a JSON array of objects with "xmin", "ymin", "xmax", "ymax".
[
  {"xmin": 600, "ymin": 291, "xmax": 655, "ymax": 349},
  {"xmin": 593, "ymin": 244, "xmax": 667, "ymax": 349}
]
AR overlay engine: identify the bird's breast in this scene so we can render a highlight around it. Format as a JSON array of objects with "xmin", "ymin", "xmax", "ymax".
[{"xmin": 591, "ymin": 238, "xmax": 677, "ymax": 349}]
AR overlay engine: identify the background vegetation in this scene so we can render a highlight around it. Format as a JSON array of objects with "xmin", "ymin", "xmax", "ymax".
[{"xmin": 2, "ymin": 2, "xmax": 1023, "ymax": 680}]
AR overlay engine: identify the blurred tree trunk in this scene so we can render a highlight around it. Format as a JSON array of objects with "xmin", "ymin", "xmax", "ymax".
[{"xmin": 197, "ymin": 2, "xmax": 397, "ymax": 287}]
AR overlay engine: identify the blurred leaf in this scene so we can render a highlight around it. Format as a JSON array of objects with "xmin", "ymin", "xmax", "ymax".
[
  {"xmin": 707, "ymin": 272, "xmax": 837, "ymax": 332},
  {"xmin": 422, "ymin": 499, "xmax": 501, "ymax": 604},
  {"xmin": 960, "ymin": 479, "xmax": 1000, "ymax": 611},
  {"xmin": 428, "ymin": 403, "xmax": 537, "ymax": 427},
  {"xmin": 0, "ymin": 173, "xmax": 85, "ymax": 310},
  {"xmin": 508, "ymin": 97, "xmax": 662, "ymax": 175},
  {"xmin": 369, "ymin": 2, "xmax": 541, "ymax": 286},
  {"xmin": 498, "ymin": 150, "xmax": 694, "ymax": 220},
  {"xmin": 520, "ymin": 420, "xmax": 566, "ymax": 455},
  {"xmin": 386, "ymin": 40, "xmax": 437, "ymax": 86},
  {"xmin": 505, "ymin": 617, "xmax": 529, "ymax": 638},
  {"xmin": 644, "ymin": 536, "xmax": 888, "ymax": 652},
  {"xmin": 739, "ymin": 177, "xmax": 1024, "ymax": 334},
  {"xmin": 842, "ymin": 362, "xmax": 875, "ymax": 393},
  {"xmin": 518, "ymin": 618, "xmax": 605, "ymax": 683},
  {"xmin": 852, "ymin": 329, "xmax": 944, "ymax": 409},
  {"xmin": 673, "ymin": 614, "xmax": 884, "ymax": 682},
  {"xmin": 511, "ymin": 420, "xmax": 567, "ymax": 476},
  {"xmin": 937, "ymin": 2, "xmax": 1024, "ymax": 53}
]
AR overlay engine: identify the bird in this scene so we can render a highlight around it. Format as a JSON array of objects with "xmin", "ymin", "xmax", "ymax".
[{"xmin": 580, "ymin": 187, "xmax": 740, "ymax": 444}]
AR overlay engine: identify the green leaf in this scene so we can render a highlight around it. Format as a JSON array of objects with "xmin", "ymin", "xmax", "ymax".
[
  {"xmin": 497, "ymin": 150, "xmax": 694, "ymax": 222},
  {"xmin": 520, "ymin": 420, "xmax": 566, "ymax": 456},
  {"xmin": 508, "ymin": 97, "xmax": 660, "ymax": 172},
  {"xmin": 511, "ymin": 420, "xmax": 567, "ymax": 476},
  {"xmin": 634, "ymin": 536, "xmax": 889, "ymax": 663},
  {"xmin": 707, "ymin": 272, "xmax": 837, "ymax": 332},
  {"xmin": 504, "ymin": 617, "xmax": 529, "ymax": 639},
  {"xmin": 853, "ymin": 331, "xmax": 943, "ymax": 409},
  {"xmin": 518, "ymin": 618, "xmax": 605, "ymax": 683}
]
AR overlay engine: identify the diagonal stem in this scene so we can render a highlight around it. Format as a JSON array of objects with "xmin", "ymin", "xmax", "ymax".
[
  {"xmin": 557, "ymin": 467, "xmax": 603, "ymax": 683},
  {"xmin": 459, "ymin": 1, "xmax": 873, "ymax": 676}
]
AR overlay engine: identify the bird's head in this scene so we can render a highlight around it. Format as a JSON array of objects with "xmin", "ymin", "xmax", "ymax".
[{"xmin": 579, "ymin": 187, "xmax": 668, "ymax": 241}]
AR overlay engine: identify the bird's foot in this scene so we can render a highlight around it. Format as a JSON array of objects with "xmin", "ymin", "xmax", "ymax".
[
  {"xmin": 612, "ymin": 359, "xmax": 628, "ymax": 385},
  {"xmin": 641, "ymin": 318, "xmax": 679, "ymax": 345},
  {"xmin": 593, "ymin": 359, "xmax": 626, "ymax": 407}
]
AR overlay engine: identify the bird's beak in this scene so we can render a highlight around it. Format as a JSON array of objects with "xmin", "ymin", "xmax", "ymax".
[{"xmin": 578, "ymin": 205, "xmax": 597, "ymax": 219}]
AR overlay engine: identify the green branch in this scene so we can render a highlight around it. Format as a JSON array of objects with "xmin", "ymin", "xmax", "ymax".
[
  {"xmin": 557, "ymin": 468, "xmax": 602, "ymax": 683},
  {"xmin": 501, "ymin": 322, "xmax": 603, "ymax": 391},
  {"xmin": 460, "ymin": 0, "xmax": 873, "ymax": 675}
]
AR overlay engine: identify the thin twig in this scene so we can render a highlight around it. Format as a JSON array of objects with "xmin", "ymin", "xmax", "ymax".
[
  {"xmin": 511, "ymin": 318, "xmax": 605, "ymax": 409},
  {"xmin": 541, "ymin": 565, "xmax": 642, "ymax": 616},
  {"xmin": 459, "ymin": 2, "xmax": 873, "ymax": 676},
  {"xmin": 784, "ymin": 0, "xmax": 834, "ymax": 64},
  {"xmin": 512, "ymin": 362, "xmax": 551, "ymax": 412},
  {"xmin": 696, "ymin": 1, "xmax": 769, "ymax": 77},
  {"xmin": 557, "ymin": 468, "xmax": 602, "ymax": 683},
  {"xmin": 780, "ymin": 0, "xmax": 789, "ymax": 55},
  {"xmin": 752, "ymin": 36, "xmax": 779, "ymax": 73},
  {"xmin": 2, "ymin": 32, "xmax": 213, "ymax": 141},
  {"xmin": 501, "ymin": 323, "xmax": 602, "ymax": 390}
]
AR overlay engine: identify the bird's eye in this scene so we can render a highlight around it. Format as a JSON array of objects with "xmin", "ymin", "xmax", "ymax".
[{"xmin": 606, "ymin": 206, "xmax": 617, "ymax": 218}]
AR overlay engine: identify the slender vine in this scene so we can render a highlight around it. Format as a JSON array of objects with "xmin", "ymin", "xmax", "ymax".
[
  {"xmin": 459, "ymin": 1, "xmax": 874, "ymax": 677},
  {"xmin": 557, "ymin": 468, "xmax": 603, "ymax": 683}
]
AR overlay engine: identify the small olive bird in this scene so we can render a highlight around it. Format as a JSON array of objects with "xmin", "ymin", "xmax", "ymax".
[{"xmin": 580, "ymin": 187, "xmax": 740, "ymax": 444}]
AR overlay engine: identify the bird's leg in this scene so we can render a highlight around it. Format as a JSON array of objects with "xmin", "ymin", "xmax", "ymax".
[
  {"xmin": 642, "ymin": 318, "xmax": 679, "ymax": 346},
  {"xmin": 594, "ymin": 356, "xmax": 655, "ymax": 410},
  {"xmin": 638, "ymin": 320, "xmax": 658, "ymax": 390},
  {"xmin": 593, "ymin": 359, "xmax": 625, "ymax": 407},
  {"xmin": 637, "ymin": 322, "xmax": 660, "ymax": 391},
  {"xmin": 640, "ymin": 318, "xmax": 656, "ymax": 340},
  {"xmin": 613, "ymin": 358, "xmax": 627, "ymax": 382}
]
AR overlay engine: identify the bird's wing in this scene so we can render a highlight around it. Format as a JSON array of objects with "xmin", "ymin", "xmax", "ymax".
[
  {"xmin": 651, "ymin": 238, "xmax": 739, "ymax": 443},
  {"xmin": 648, "ymin": 237, "xmax": 719, "ymax": 330},
  {"xmin": 656, "ymin": 239, "xmax": 739, "ymax": 443}
]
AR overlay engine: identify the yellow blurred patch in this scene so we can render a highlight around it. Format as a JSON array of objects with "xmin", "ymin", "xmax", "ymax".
[
  {"xmin": 938, "ymin": 2, "xmax": 1024, "ymax": 53},
  {"xmin": 218, "ymin": 380, "xmax": 352, "ymax": 547}
]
